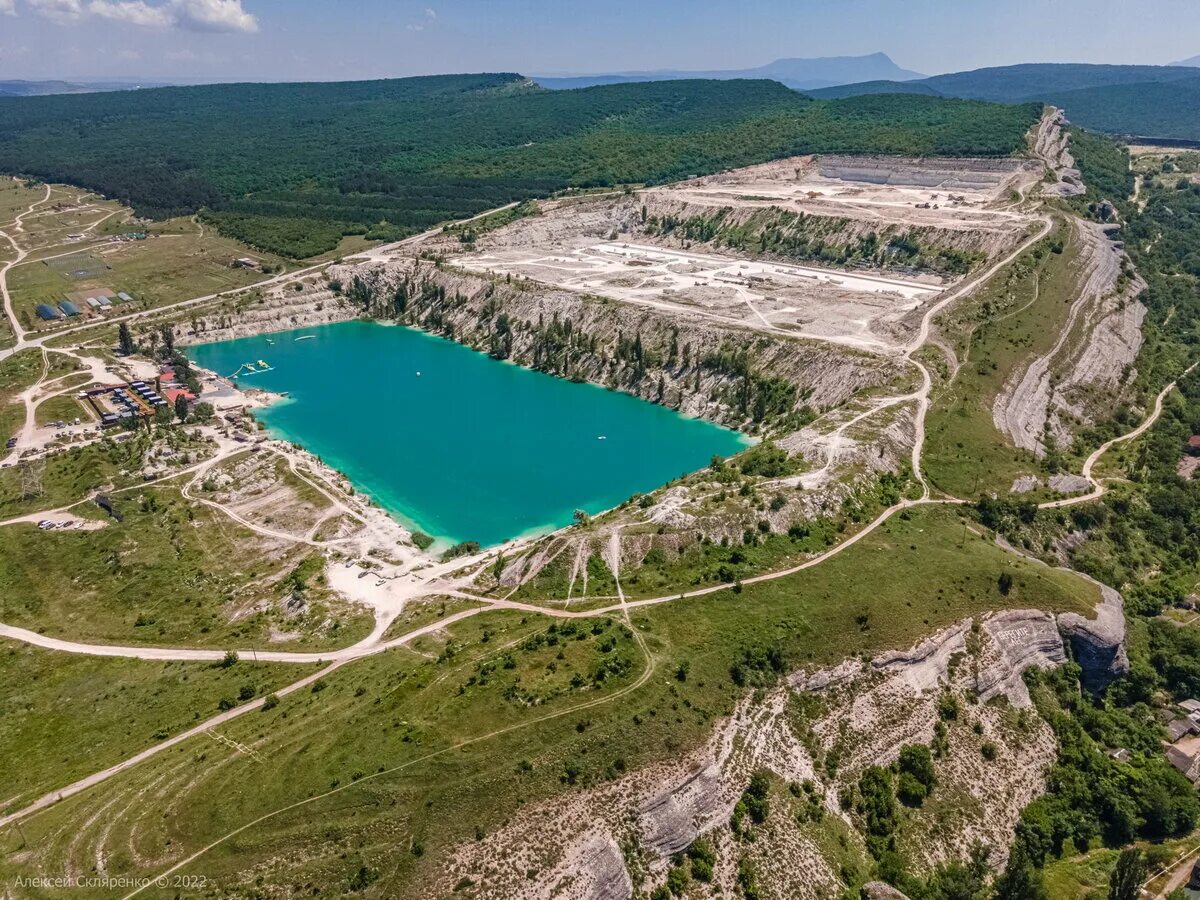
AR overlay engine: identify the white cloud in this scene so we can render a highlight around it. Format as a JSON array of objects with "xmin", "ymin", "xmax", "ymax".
[
  {"xmin": 0, "ymin": 0, "xmax": 16, "ymax": 16},
  {"xmin": 25, "ymin": 0, "xmax": 257, "ymax": 31},
  {"xmin": 89, "ymin": 0, "xmax": 171, "ymax": 26},
  {"xmin": 168, "ymin": 0, "xmax": 257, "ymax": 33},
  {"xmin": 28, "ymin": 0, "xmax": 85, "ymax": 23},
  {"xmin": 407, "ymin": 6, "xmax": 436, "ymax": 32}
]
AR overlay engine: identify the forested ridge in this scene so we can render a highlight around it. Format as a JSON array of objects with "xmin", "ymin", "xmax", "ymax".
[
  {"xmin": 0, "ymin": 73, "xmax": 1040, "ymax": 257},
  {"xmin": 810, "ymin": 63, "xmax": 1200, "ymax": 142}
]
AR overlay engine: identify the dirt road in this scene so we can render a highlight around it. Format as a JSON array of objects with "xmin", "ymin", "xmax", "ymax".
[
  {"xmin": 0, "ymin": 184, "xmax": 52, "ymax": 347},
  {"xmin": 1039, "ymin": 360, "xmax": 1199, "ymax": 510}
]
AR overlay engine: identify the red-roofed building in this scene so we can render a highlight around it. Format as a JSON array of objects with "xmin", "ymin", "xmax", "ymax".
[{"xmin": 163, "ymin": 387, "xmax": 197, "ymax": 405}]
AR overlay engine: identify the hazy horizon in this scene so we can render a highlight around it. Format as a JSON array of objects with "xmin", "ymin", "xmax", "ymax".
[{"xmin": 0, "ymin": 0, "xmax": 1196, "ymax": 84}]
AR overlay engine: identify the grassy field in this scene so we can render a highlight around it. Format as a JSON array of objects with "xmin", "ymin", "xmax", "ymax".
[
  {"xmin": 0, "ymin": 348, "xmax": 44, "ymax": 446},
  {"xmin": 0, "ymin": 176, "xmax": 45, "ymax": 224},
  {"xmin": 380, "ymin": 595, "xmax": 485, "ymax": 641},
  {"xmin": 0, "ymin": 505, "xmax": 1102, "ymax": 897},
  {"xmin": 0, "ymin": 642, "xmax": 315, "ymax": 819},
  {"xmin": 7, "ymin": 215, "xmax": 290, "ymax": 339},
  {"xmin": 32, "ymin": 392, "xmax": 88, "ymax": 427},
  {"xmin": 924, "ymin": 221, "xmax": 1080, "ymax": 498},
  {"xmin": 0, "ymin": 349, "xmax": 82, "ymax": 442},
  {"xmin": 0, "ymin": 483, "xmax": 373, "ymax": 650},
  {"xmin": 0, "ymin": 434, "xmax": 156, "ymax": 518}
]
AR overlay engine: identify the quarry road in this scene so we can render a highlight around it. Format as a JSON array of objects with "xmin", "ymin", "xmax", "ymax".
[
  {"xmin": 1039, "ymin": 359, "xmax": 1199, "ymax": 510},
  {"xmin": 904, "ymin": 213, "xmax": 1054, "ymax": 499}
]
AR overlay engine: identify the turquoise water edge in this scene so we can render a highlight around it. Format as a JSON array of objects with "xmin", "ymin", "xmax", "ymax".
[{"xmin": 189, "ymin": 321, "xmax": 750, "ymax": 547}]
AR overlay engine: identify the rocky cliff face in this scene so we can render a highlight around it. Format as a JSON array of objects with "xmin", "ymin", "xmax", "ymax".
[
  {"xmin": 430, "ymin": 599, "xmax": 1125, "ymax": 899},
  {"xmin": 1057, "ymin": 576, "xmax": 1130, "ymax": 693},
  {"xmin": 992, "ymin": 216, "xmax": 1146, "ymax": 458},
  {"xmin": 323, "ymin": 259, "xmax": 902, "ymax": 431}
]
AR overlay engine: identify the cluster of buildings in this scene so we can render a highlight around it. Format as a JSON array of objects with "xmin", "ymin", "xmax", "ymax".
[
  {"xmin": 1164, "ymin": 698, "xmax": 1200, "ymax": 783},
  {"xmin": 36, "ymin": 291, "xmax": 134, "ymax": 321},
  {"xmin": 83, "ymin": 367, "xmax": 196, "ymax": 428},
  {"xmin": 85, "ymin": 381, "xmax": 166, "ymax": 427}
]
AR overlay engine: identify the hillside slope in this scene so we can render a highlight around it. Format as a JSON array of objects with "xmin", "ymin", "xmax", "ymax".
[
  {"xmin": 810, "ymin": 63, "xmax": 1200, "ymax": 140},
  {"xmin": 0, "ymin": 74, "xmax": 1038, "ymax": 258}
]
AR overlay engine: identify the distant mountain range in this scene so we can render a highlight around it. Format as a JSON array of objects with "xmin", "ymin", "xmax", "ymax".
[
  {"xmin": 0, "ymin": 79, "xmax": 165, "ymax": 97},
  {"xmin": 808, "ymin": 63, "xmax": 1200, "ymax": 141},
  {"xmin": 534, "ymin": 52, "xmax": 924, "ymax": 92},
  {"xmin": 1173, "ymin": 55, "xmax": 1200, "ymax": 67}
]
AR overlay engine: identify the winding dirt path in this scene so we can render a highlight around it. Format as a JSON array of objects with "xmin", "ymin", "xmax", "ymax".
[
  {"xmin": 1039, "ymin": 360, "xmax": 1199, "ymax": 509},
  {"xmin": 0, "ymin": 184, "xmax": 53, "ymax": 347}
]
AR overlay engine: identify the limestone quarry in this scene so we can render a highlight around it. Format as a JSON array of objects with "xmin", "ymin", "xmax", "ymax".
[{"xmin": 144, "ymin": 115, "xmax": 1160, "ymax": 899}]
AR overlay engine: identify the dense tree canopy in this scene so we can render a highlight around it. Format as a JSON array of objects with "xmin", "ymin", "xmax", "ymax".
[{"xmin": 0, "ymin": 74, "xmax": 1040, "ymax": 257}]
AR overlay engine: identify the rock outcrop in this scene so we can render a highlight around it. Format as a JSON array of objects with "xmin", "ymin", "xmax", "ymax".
[
  {"xmin": 977, "ymin": 610, "xmax": 1067, "ymax": 706},
  {"xmin": 993, "ymin": 219, "xmax": 1145, "ymax": 457},
  {"xmin": 862, "ymin": 883, "xmax": 913, "ymax": 900},
  {"xmin": 433, "ymin": 598, "xmax": 1115, "ymax": 898},
  {"xmin": 1057, "ymin": 577, "xmax": 1130, "ymax": 693}
]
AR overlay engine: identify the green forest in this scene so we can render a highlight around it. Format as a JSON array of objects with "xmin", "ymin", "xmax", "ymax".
[{"xmin": 0, "ymin": 74, "xmax": 1040, "ymax": 257}]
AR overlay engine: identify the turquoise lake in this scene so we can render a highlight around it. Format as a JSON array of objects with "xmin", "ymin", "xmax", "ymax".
[{"xmin": 188, "ymin": 321, "xmax": 749, "ymax": 547}]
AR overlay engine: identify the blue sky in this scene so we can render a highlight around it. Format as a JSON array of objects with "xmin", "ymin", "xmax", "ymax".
[{"xmin": 0, "ymin": 0, "xmax": 1196, "ymax": 82}]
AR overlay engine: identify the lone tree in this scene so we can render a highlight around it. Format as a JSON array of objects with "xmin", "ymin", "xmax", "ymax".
[
  {"xmin": 117, "ymin": 322, "xmax": 135, "ymax": 356},
  {"xmin": 174, "ymin": 393, "xmax": 189, "ymax": 422},
  {"xmin": 1108, "ymin": 849, "xmax": 1146, "ymax": 900},
  {"xmin": 160, "ymin": 324, "xmax": 175, "ymax": 356}
]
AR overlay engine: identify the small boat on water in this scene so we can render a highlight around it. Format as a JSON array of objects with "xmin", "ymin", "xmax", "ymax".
[
  {"xmin": 295, "ymin": 335, "xmax": 316, "ymax": 342},
  {"xmin": 597, "ymin": 435, "xmax": 607, "ymax": 440}
]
